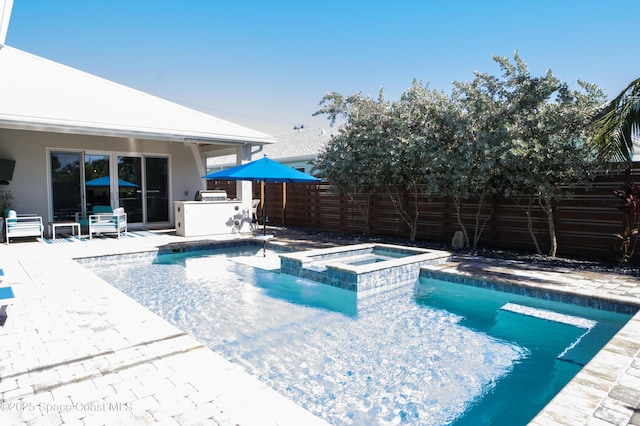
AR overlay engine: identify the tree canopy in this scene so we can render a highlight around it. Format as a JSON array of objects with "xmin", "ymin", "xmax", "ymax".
[
  {"xmin": 591, "ymin": 77, "xmax": 640, "ymax": 164},
  {"xmin": 314, "ymin": 53, "xmax": 605, "ymax": 254}
]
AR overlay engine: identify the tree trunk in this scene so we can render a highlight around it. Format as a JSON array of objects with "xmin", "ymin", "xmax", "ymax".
[
  {"xmin": 410, "ymin": 187, "xmax": 420, "ymax": 241},
  {"xmin": 453, "ymin": 198, "xmax": 470, "ymax": 248},
  {"xmin": 472, "ymin": 192, "xmax": 495, "ymax": 249},
  {"xmin": 539, "ymin": 197, "xmax": 557, "ymax": 257},
  {"xmin": 409, "ymin": 214, "xmax": 418, "ymax": 241},
  {"xmin": 525, "ymin": 196, "xmax": 543, "ymax": 255},
  {"xmin": 473, "ymin": 193, "xmax": 484, "ymax": 249},
  {"xmin": 385, "ymin": 186, "xmax": 419, "ymax": 241}
]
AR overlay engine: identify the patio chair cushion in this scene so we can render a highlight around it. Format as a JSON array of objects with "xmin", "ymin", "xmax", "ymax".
[
  {"xmin": 5, "ymin": 209, "xmax": 16, "ymax": 223},
  {"xmin": 93, "ymin": 205, "xmax": 113, "ymax": 214}
]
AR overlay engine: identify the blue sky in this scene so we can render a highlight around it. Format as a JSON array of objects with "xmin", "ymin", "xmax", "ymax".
[{"xmin": 6, "ymin": 0, "xmax": 640, "ymax": 136}]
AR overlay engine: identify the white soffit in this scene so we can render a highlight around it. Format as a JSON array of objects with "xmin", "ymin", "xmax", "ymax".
[{"xmin": 0, "ymin": 45, "xmax": 275, "ymax": 145}]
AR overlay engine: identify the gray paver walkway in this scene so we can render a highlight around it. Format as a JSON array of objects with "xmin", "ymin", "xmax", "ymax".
[{"xmin": 1, "ymin": 228, "xmax": 640, "ymax": 425}]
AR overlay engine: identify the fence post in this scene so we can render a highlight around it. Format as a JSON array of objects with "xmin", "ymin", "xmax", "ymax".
[{"xmin": 282, "ymin": 182, "xmax": 287, "ymax": 225}]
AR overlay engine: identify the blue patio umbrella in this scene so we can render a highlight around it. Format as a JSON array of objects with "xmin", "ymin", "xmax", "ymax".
[
  {"xmin": 203, "ymin": 157, "xmax": 321, "ymax": 253},
  {"xmin": 203, "ymin": 157, "xmax": 322, "ymax": 184},
  {"xmin": 86, "ymin": 176, "xmax": 138, "ymax": 187}
]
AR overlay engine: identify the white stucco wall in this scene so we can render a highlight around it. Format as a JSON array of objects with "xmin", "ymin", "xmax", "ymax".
[{"xmin": 0, "ymin": 128, "xmax": 249, "ymax": 226}]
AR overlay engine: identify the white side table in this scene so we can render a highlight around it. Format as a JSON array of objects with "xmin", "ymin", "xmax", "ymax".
[{"xmin": 48, "ymin": 222, "xmax": 81, "ymax": 239}]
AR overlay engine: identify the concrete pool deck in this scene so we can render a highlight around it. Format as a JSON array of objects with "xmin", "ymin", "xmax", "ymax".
[{"xmin": 0, "ymin": 228, "xmax": 639, "ymax": 425}]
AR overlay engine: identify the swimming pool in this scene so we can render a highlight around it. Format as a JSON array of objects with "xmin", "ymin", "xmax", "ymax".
[{"xmin": 88, "ymin": 245, "xmax": 630, "ymax": 425}]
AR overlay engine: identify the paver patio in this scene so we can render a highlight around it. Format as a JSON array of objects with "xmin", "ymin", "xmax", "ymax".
[{"xmin": 0, "ymin": 228, "xmax": 639, "ymax": 425}]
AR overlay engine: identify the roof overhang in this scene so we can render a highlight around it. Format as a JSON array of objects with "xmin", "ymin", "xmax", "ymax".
[
  {"xmin": 0, "ymin": 44, "xmax": 276, "ymax": 146},
  {"xmin": 0, "ymin": 116, "xmax": 276, "ymax": 145}
]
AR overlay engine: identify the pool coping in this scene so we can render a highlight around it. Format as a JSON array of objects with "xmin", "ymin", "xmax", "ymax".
[
  {"xmin": 420, "ymin": 262, "xmax": 640, "ymax": 314},
  {"xmin": 1, "ymin": 231, "xmax": 640, "ymax": 424}
]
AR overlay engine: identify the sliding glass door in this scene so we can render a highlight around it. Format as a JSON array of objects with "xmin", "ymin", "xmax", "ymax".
[
  {"xmin": 117, "ymin": 155, "xmax": 170, "ymax": 225},
  {"xmin": 117, "ymin": 156, "xmax": 143, "ymax": 223},
  {"xmin": 50, "ymin": 151, "xmax": 169, "ymax": 226},
  {"xmin": 145, "ymin": 157, "xmax": 169, "ymax": 222},
  {"xmin": 50, "ymin": 151, "xmax": 82, "ymax": 221},
  {"xmin": 84, "ymin": 154, "xmax": 111, "ymax": 212}
]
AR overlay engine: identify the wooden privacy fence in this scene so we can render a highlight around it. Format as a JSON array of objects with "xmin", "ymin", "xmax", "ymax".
[{"xmin": 209, "ymin": 163, "xmax": 640, "ymax": 261}]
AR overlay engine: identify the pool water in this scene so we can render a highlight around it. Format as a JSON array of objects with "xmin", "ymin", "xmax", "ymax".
[
  {"xmin": 348, "ymin": 248, "xmax": 413, "ymax": 265},
  {"xmin": 89, "ymin": 246, "xmax": 630, "ymax": 425},
  {"xmin": 416, "ymin": 278, "xmax": 628, "ymax": 426}
]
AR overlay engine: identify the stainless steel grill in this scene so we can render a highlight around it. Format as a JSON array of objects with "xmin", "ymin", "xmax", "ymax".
[{"xmin": 194, "ymin": 190, "xmax": 227, "ymax": 201}]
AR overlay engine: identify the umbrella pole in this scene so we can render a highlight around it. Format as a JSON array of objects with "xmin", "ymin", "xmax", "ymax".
[{"xmin": 262, "ymin": 180, "xmax": 267, "ymax": 257}]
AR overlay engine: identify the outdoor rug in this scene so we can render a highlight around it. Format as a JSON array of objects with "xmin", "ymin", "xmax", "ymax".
[{"xmin": 43, "ymin": 230, "xmax": 161, "ymax": 244}]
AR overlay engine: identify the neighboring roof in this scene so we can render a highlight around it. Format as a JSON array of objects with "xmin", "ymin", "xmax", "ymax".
[
  {"xmin": 266, "ymin": 127, "xmax": 336, "ymax": 161},
  {"xmin": 208, "ymin": 127, "xmax": 337, "ymax": 167},
  {"xmin": 0, "ymin": 44, "xmax": 275, "ymax": 145}
]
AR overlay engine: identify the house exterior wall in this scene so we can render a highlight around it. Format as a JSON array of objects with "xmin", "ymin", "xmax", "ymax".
[
  {"xmin": 280, "ymin": 159, "xmax": 314, "ymax": 174},
  {"xmin": 0, "ymin": 128, "xmax": 220, "ymax": 225},
  {"xmin": 0, "ymin": 128, "xmax": 50, "ymax": 215}
]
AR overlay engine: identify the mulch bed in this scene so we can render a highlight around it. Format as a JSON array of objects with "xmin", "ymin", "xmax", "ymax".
[{"xmin": 277, "ymin": 226, "xmax": 640, "ymax": 277}]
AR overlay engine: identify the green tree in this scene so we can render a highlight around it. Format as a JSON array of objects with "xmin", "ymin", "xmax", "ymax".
[
  {"xmin": 452, "ymin": 64, "xmax": 511, "ymax": 249},
  {"xmin": 315, "ymin": 87, "xmax": 433, "ymax": 240},
  {"xmin": 393, "ymin": 81, "xmax": 480, "ymax": 246},
  {"xmin": 386, "ymin": 81, "xmax": 444, "ymax": 241},
  {"xmin": 491, "ymin": 54, "xmax": 604, "ymax": 256},
  {"xmin": 591, "ymin": 78, "xmax": 640, "ymax": 164},
  {"xmin": 313, "ymin": 91, "xmax": 391, "ymax": 233},
  {"xmin": 314, "ymin": 53, "xmax": 602, "ymax": 255}
]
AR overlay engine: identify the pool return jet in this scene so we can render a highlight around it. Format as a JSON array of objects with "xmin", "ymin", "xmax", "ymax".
[{"xmin": 203, "ymin": 156, "xmax": 322, "ymax": 256}]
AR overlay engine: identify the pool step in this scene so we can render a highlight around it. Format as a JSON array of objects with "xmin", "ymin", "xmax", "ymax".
[
  {"xmin": 500, "ymin": 303, "xmax": 597, "ymax": 366},
  {"xmin": 500, "ymin": 303, "xmax": 596, "ymax": 329}
]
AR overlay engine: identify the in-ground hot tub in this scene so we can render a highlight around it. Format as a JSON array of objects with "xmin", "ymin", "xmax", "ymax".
[{"xmin": 280, "ymin": 243, "xmax": 451, "ymax": 292}]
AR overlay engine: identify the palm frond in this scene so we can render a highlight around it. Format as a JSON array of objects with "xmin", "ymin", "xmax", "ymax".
[{"xmin": 591, "ymin": 77, "xmax": 640, "ymax": 164}]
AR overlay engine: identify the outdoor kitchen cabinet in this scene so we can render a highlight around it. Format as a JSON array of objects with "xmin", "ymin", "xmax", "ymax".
[{"xmin": 173, "ymin": 200, "xmax": 251, "ymax": 237}]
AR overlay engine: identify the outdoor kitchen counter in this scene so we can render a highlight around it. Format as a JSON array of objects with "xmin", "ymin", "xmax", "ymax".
[{"xmin": 174, "ymin": 200, "xmax": 253, "ymax": 237}]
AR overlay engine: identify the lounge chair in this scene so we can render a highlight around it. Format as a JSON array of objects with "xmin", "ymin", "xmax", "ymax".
[
  {"xmin": 76, "ymin": 205, "xmax": 113, "ymax": 233},
  {"xmin": 89, "ymin": 207, "xmax": 127, "ymax": 239},
  {"xmin": 4, "ymin": 209, "xmax": 44, "ymax": 244},
  {"xmin": 0, "ymin": 286, "xmax": 14, "ymax": 326}
]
